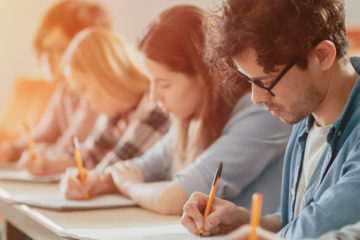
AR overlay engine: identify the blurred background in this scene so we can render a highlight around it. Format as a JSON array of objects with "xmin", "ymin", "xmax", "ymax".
[{"xmin": 0, "ymin": 0, "xmax": 359, "ymax": 119}]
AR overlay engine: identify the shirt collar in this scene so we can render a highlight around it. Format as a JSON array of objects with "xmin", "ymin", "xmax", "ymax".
[{"xmin": 300, "ymin": 56, "xmax": 360, "ymax": 146}]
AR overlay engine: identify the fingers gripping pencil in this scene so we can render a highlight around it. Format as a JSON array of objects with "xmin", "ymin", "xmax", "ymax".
[
  {"xmin": 24, "ymin": 123, "xmax": 37, "ymax": 161},
  {"xmin": 199, "ymin": 161, "xmax": 223, "ymax": 236},
  {"xmin": 249, "ymin": 193, "xmax": 263, "ymax": 240},
  {"xmin": 72, "ymin": 137, "xmax": 89, "ymax": 198}
]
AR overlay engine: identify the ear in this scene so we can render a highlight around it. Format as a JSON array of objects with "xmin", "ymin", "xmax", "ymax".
[{"xmin": 312, "ymin": 40, "xmax": 337, "ymax": 71}]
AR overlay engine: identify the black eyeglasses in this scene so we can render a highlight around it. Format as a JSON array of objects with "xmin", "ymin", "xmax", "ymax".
[{"xmin": 240, "ymin": 58, "xmax": 297, "ymax": 97}]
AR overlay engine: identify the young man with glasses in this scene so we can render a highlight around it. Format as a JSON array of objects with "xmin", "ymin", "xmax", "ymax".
[{"xmin": 181, "ymin": 0, "xmax": 360, "ymax": 239}]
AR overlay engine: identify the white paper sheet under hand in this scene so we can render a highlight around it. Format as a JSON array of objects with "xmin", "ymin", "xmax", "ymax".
[
  {"xmin": 10, "ymin": 194, "xmax": 136, "ymax": 210},
  {"xmin": 61, "ymin": 224, "xmax": 227, "ymax": 240},
  {"xmin": 0, "ymin": 169, "xmax": 62, "ymax": 183}
]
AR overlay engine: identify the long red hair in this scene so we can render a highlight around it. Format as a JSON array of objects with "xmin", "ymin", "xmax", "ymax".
[{"xmin": 138, "ymin": 5, "xmax": 250, "ymax": 171}]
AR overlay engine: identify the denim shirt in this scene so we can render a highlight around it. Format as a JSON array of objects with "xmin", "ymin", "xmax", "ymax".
[{"xmin": 276, "ymin": 57, "xmax": 360, "ymax": 239}]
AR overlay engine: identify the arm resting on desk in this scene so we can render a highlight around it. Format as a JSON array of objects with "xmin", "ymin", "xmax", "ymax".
[
  {"xmin": 109, "ymin": 161, "xmax": 187, "ymax": 215},
  {"xmin": 122, "ymin": 181, "xmax": 188, "ymax": 215}
]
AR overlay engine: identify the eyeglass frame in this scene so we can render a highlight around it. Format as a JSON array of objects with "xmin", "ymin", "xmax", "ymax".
[{"xmin": 239, "ymin": 58, "xmax": 298, "ymax": 97}]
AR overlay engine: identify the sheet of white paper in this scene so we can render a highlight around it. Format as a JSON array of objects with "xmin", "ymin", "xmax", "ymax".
[
  {"xmin": 61, "ymin": 224, "xmax": 227, "ymax": 240},
  {"xmin": 0, "ymin": 170, "xmax": 61, "ymax": 183},
  {"xmin": 9, "ymin": 194, "xmax": 136, "ymax": 210}
]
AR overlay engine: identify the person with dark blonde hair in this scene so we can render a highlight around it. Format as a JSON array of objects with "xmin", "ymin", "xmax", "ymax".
[
  {"xmin": 0, "ymin": 0, "xmax": 111, "ymax": 164},
  {"xmin": 34, "ymin": 0, "xmax": 112, "ymax": 80},
  {"xmin": 19, "ymin": 27, "xmax": 169, "ymax": 175},
  {"xmin": 182, "ymin": 0, "xmax": 360, "ymax": 239},
  {"xmin": 61, "ymin": 5, "xmax": 290, "ymax": 216}
]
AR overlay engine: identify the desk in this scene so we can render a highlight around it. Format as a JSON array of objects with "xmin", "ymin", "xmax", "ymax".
[{"xmin": 0, "ymin": 181, "xmax": 180, "ymax": 240}]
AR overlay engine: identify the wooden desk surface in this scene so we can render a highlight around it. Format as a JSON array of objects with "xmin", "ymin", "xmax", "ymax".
[{"xmin": 0, "ymin": 180, "xmax": 180, "ymax": 240}]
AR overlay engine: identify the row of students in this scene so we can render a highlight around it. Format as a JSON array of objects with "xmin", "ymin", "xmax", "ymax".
[
  {"xmin": 2, "ymin": 0, "xmax": 360, "ymax": 240},
  {"xmin": 0, "ymin": 0, "xmax": 290, "ymax": 216},
  {"xmin": 60, "ymin": 5, "xmax": 290, "ymax": 215},
  {"xmin": 0, "ymin": 1, "xmax": 109, "ymax": 163}
]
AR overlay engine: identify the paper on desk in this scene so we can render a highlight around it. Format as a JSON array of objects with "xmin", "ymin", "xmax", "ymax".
[
  {"xmin": 61, "ymin": 224, "xmax": 226, "ymax": 240},
  {"xmin": 0, "ymin": 169, "xmax": 62, "ymax": 183},
  {"xmin": 9, "ymin": 194, "xmax": 136, "ymax": 210}
]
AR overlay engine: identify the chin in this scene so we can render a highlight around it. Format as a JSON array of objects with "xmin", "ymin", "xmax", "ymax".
[
  {"xmin": 174, "ymin": 114, "xmax": 187, "ymax": 121},
  {"xmin": 173, "ymin": 112, "xmax": 192, "ymax": 121},
  {"xmin": 280, "ymin": 114, "xmax": 307, "ymax": 125}
]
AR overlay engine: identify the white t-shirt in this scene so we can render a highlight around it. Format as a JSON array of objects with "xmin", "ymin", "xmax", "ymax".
[{"xmin": 294, "ymin": 122, "xmax": 333, "ymax": 217}]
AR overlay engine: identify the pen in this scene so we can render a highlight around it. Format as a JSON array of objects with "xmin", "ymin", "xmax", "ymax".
[
  {"xmin": 199, "ymin": 161, "xmax": 223, "ymax": 236},
  {"xmin": 249, "ymin": 193, "xmax": 263, "ymax": 240},
  {"xmin": 72, "ymin": 137, "xmax": 89, "ymax": 198},
  {"xmin": 24, "ymin": 123, "xmax": 37, "ymax": 161}
]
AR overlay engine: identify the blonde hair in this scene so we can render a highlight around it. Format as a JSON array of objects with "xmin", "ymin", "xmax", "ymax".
[{"xmin": 63, "ymin": 27, "xmax": 149, "ymax": 107}]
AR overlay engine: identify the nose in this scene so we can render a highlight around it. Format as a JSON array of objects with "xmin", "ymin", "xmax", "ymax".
[
  {"xmin": 251, "ymin": 85, "xmax": 270, "ymax": 105},
  {"xmin": 47, "ymin": 55, "xmax": 62, "ymax": 79},
  {"xmin": 150, "ymin": 83, "xmax": 163, "ymax": 103},
  {"xmin": 40, "ymin": 55, "xmax": 53, "ymax": 81}
]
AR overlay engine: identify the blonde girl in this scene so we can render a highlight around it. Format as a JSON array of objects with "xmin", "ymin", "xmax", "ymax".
[{"xmin": 21, "ymin": 27, "xmax": 169, "ymax": 175}]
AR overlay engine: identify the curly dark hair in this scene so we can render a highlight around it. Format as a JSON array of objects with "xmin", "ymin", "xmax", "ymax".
[{"xmin": 214, "ymin": 0, "xmax": 348, "ymax": 73}]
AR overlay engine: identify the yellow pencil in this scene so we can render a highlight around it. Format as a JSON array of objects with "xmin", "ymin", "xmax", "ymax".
[
  {"xmin": 249, "ymin": 193, "xmax": 263, "ymax": 240},
  {"xmin": 24, "ymin": 123, "xmax": 37, "ymax": 161},
  {"xmin": 72, "ymin": 137, "xmax": 89, "ymax": 198},
  {"xmin": 199, "ymin": 161, "xmax": 223, "ymax": 236}
]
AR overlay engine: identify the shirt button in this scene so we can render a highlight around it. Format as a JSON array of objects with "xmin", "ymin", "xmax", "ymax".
[
  {"xmin": 337, "ymin": 131, "xmax": 342, "ymax": 136},
  {"xmin": 291, "ymin": 188, "xmax": 295, "ymax": 196}
]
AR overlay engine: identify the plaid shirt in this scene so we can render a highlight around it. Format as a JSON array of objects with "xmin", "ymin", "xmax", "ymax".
[{"xmin": 81, "ymin": 94, "xmax": 170, "ymax": 170}]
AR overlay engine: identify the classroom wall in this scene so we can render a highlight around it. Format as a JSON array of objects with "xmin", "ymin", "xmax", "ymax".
[{"xmin": 0, "ymin": 0, "xmax": 360, "ymax": 118}]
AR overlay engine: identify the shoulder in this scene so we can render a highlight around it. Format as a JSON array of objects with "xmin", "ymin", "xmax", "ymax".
[
  {"xmin": 132, "ymin": 94, "xmax": 169, "ymax": 128},
  {"xmin": 224, "ymin": 94, "xmax": 292, "ymax": 136},
  {"xmin": 135, "ymin": 94, "xmax": 167, "ymax": 117},
  {"xmin": 59, "ymin": 82, "xmax": 81, "ymax": 106},
  {"xmin": 128, "ymin": 94, "xmax": 170, "ymax": 133}
]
